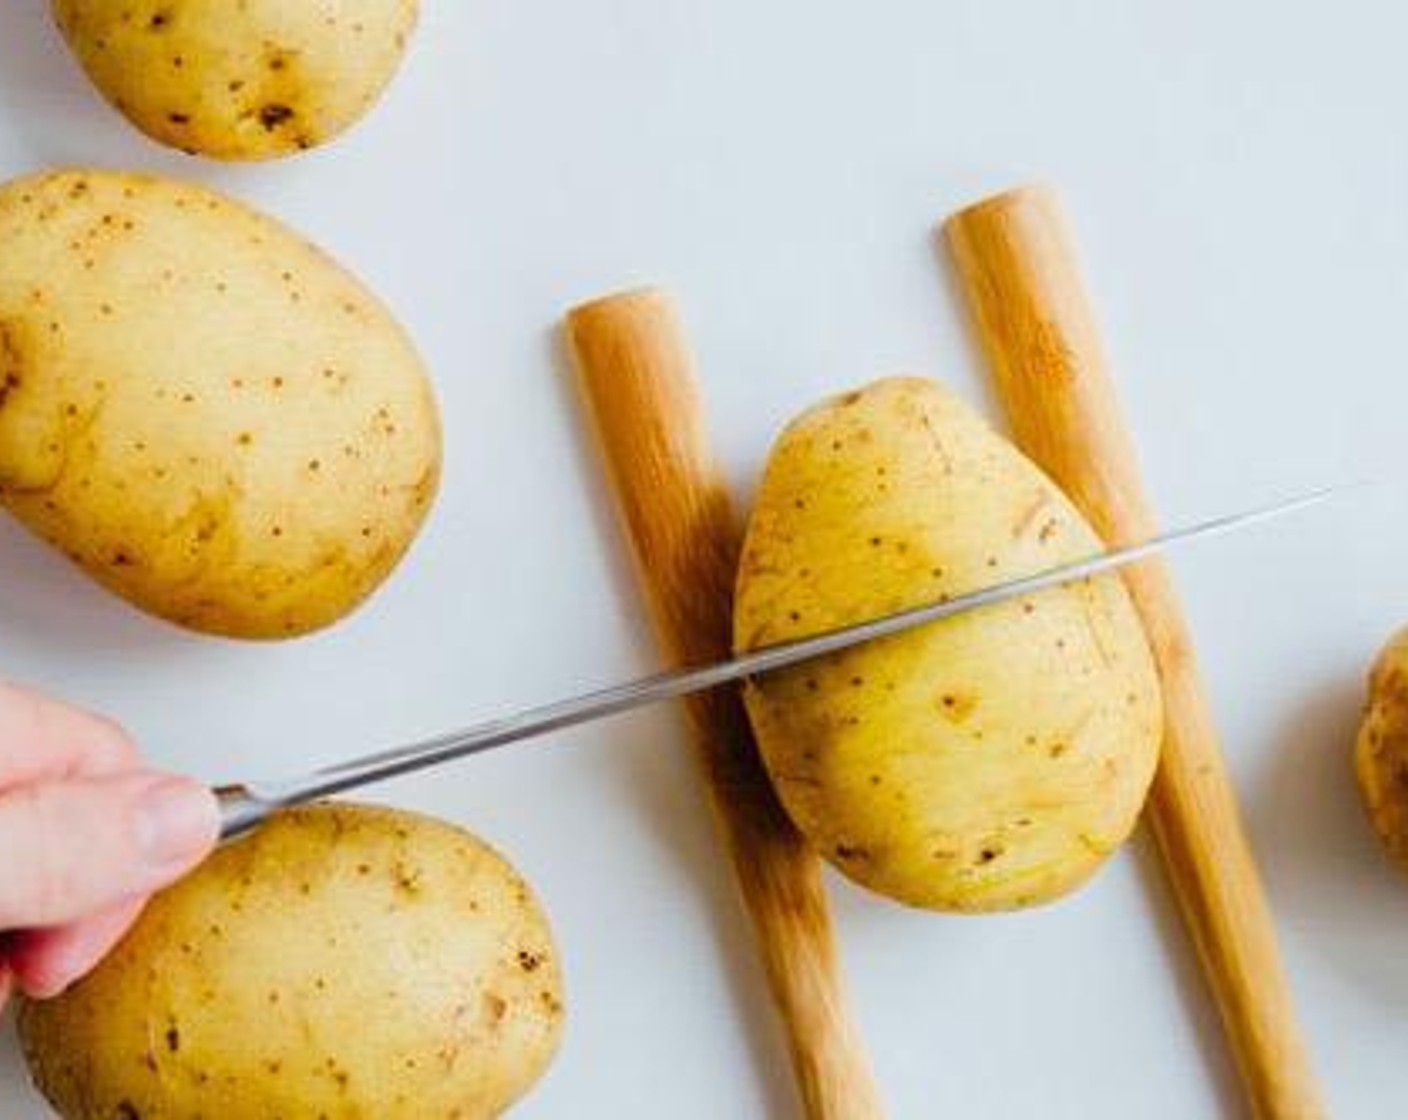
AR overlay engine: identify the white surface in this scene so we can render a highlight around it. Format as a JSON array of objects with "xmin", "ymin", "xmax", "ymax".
[{"xmin": 0, "ymin": 1, "xmax": 1405, "ymax": 1116}]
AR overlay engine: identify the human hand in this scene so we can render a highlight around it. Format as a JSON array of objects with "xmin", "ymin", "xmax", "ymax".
[{"xmin": 0, "ymin": 683, "xmax": 218, "ymax": 1009}]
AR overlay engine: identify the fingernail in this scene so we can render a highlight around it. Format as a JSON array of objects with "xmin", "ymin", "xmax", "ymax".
[{"xmin": 135, "ymin": 779, "xmax": 217, "ymax": 871}]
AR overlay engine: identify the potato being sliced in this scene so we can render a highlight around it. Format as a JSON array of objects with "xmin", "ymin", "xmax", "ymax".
[{"xmin": 734, "ymin": 377, "xmax": 1162, "ymax": 912}]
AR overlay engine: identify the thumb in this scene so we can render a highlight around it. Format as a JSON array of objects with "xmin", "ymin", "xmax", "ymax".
[{"xmin": 0, "ymin": 773, "xmax": 218, "ymax": 930}]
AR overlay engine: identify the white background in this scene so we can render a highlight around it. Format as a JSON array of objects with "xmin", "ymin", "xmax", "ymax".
[{"xmin": 0, "ymin": 2, "xmax": 1405, "ymax": 1116}]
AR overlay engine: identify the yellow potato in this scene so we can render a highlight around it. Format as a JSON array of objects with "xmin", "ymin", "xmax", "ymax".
[
  {"xmin": 53, "ymin": 0, "xmax": 418, "ymax": 160},
  {"xmin": 0, "ymin": 169, "xmax": 440, "ymax": 639},
  {"xmin": 20, "ymin": 803, "xmax": 565, "ymax": 1120},
  {"xmin": 1356, "ymin": 628, "xmax": 1408, "ymax": 873},
  {"xmin": 734, "ymin": 378, "xmax": 1162, "ymax": 912}
]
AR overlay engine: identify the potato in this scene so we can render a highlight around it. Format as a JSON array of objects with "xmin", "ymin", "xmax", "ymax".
[
  {"xmin": 1355, "ymin": 628, "xmax": 1408, "ymax": 873},
  {"xmin": 53, "ymin": 0, "xmax": 418, "ymax": 160},
  {"xmin": 19, "ymin": 803, "xmax": 565, "ymax": 1120},
  {"xmin": 734, "ymin": 378, "xmax": 1162, "ymax": 912},
  {"xmin": 0, "ymin": 169, "xmax": 440, "ymax": 639}
]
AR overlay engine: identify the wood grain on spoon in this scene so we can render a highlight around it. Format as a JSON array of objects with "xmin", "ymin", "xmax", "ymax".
[
  {"xmin": 946, "ymin": 185, "xmax": 1322, "ymax": 1120},
  {"xmin": 567, "ymin": 289, "xmax": 885, "ymax": 1120}
]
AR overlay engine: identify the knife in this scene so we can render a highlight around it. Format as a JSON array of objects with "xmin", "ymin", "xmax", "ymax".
[{"xmin": 215, "ymin": 486, "xmax": 1339, "ymax": 838}]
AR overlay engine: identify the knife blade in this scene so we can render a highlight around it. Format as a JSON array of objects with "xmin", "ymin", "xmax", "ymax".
[{"xmin": 215, "ymin": 485, "xmax": 1340, "ymax": 838}]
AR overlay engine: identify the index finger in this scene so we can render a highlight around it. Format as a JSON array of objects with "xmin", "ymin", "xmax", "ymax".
[{"xmin": 0, "ymin": 683, "xmax": 139, "ymax": 791}]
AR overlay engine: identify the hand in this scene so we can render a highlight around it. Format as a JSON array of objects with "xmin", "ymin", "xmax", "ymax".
[{"xmin": 0, "ymin": 683, "xmax": 218, "ymax": 1009}]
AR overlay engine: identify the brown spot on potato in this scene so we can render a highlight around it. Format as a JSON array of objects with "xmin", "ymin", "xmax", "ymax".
[
  {"xmin": 1011, "ymin": 489, "xmax": 1052, "ymax": 539},
  {"xmin": 938, "ymin": 692, "xmax": 976, "ymax": 722},
  {"xmin": 259, "ymin": 104, "xmax": 295, "ymax": 130},
  {"xmin": 0, "ymin": 324, "xmax": 25, "ymax": 411},
  {"xmin": 393, "ymin": 861, "xmax": 422, "ymax": 894}
]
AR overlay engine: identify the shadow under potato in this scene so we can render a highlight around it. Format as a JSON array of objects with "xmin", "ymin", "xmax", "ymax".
[
  {"xmin": 0, "ymin": 4, "xmax": 100, "ymax": 151},
  {"xmin": 0, "ymin": 2, "xmax": 193, "ymax": 170},
  {"xmin": 1251, "ymin": 672, "xmax": 1408, "ymax": 1006},
  {"xmin": 0, "ymin": 1013, "xmax": 42, "ymax": 1111},
  {"xmin": 544, "ymin": 325, "xmax": 801, "ymax": 1120},
  {"xmin": 0, "ymin": 516, "xmax": 195, "ymax": 658}
]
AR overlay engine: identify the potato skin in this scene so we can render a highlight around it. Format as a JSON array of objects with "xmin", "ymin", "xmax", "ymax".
[
  {"xmin": 1356, "ymin": 629, "xmax": 1408, "ymax": 873},
  {"xmin": 734, "ymin": 378, "xmax": 1162, "ymax": 912},
  {"xmin": 0, "ymin": 169, "xmax": 440, "ymax": 639},
  {"xmin": 53, "ymin": 0, "xmax": 418, "ymax": 160},
  {"xmin": 20, "ymin": 803, "xmax": 565, "ymax": 1120}
]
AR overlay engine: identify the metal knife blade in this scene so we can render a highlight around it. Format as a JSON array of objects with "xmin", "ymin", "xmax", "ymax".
[{"xmin": 215, "ymin": 486, "xmax": 1340, "ymax": 838}]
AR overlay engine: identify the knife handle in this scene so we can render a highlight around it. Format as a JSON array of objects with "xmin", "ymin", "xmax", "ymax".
[
  {"xmin": 214, "ymin": 784, "xmax": 274, "ymax": 841},
  {"xmin": 567, "ymin": 289, "xmax": 884, "ymax": 1120}
]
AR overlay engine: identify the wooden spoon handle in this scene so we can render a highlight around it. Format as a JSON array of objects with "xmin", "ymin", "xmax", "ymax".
[
  {"xmin": 946, "ymin": 186, "xmax": 1322, "ymax": 1120},
  {"xmin": 566, "ymin": 288, "xmax": 885, "ymax": 1120}
]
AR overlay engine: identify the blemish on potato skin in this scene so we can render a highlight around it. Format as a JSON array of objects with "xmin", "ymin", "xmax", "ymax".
[
  {"xmin": 483, "ymin": 993, "xmax": 508, "ymax": 1023},
  {"xmin": 938, "ymin": 692, "xmax": 976, "ymax": 723},
  {"xmin": 392, "ymin": 861, "xmax": 422, "ymax": 895},
  {"xmin": 0, "ymin": 325, "xmax": 26, "ymax": 412},
  {"xmin": 259, "ymin": 104, "xmax": 296, "ymax": 130}
]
